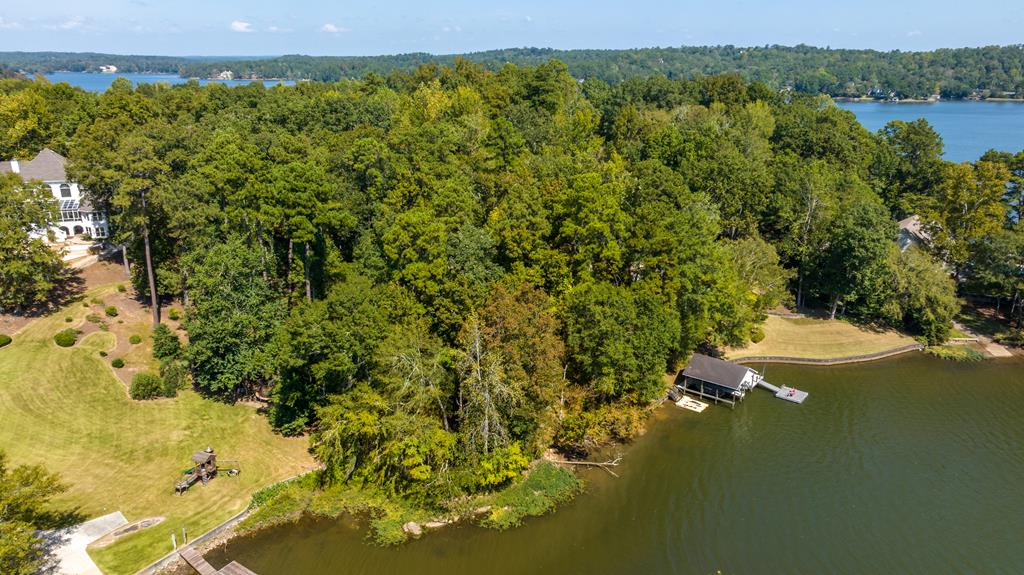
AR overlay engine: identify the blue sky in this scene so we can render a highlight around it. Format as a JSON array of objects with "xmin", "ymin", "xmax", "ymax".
[{"xmin": 1, "ymin": 0, "xmax": 1021, "ymax": 56}]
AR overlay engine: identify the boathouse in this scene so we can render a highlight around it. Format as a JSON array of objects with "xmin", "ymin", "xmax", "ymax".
[{"xmin": 678, "ymin": 353, "xmax": 761, "ymax": 407}]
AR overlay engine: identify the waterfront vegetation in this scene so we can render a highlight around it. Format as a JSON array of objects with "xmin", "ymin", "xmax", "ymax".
[{"xmin": 2, "ymin": 58, "xmax": 1024, "ymax": 572}]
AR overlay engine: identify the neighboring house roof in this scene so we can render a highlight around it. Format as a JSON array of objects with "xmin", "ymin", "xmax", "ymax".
[
  {"xmin": 0, "ymin": 148, "xmax": 68, "ymax": 181},
  {"xmin": 681, "ymin": 354, "xmax": 752, "ymax": 391},
  {"xmin": 898, "ymin": 215, "xmax": 931, "ymax": 245}
]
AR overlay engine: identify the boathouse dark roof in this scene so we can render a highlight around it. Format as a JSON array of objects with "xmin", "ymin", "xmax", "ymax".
[{"xmin": 681, "ymin": 354, "xmax": 752, "ymax": 391}]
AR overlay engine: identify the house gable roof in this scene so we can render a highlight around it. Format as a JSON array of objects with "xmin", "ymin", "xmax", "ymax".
[
  {"xmin": 681, "ymin": 353, "xmax": 752, "ymax": 391},
  {"xmin": 0, "ymin": 148, "xmax": 68, "ymax": 182},
  {"xmin": 898, "ymin": 215, "xmax": 931, "ymax": 244}
]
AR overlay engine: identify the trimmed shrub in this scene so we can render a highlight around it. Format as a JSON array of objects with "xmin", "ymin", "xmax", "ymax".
[
  {"xmin": 111, "ymin": 358, "xmax": 125, "ymax": 368},
  {"xmin": 104, "ymin": 306, "xmax": 119, "ymax": 317},
  {"xmin": 54, "ymin": 329, "xmax": 78, "ymax": 347},
  {"xmin": 129, "ymin": 334, "xmax": 142, "ymax": 345},
  {"xmin": 161, "ymin": 376, "xmax": 178, "ymax": 398},
  {"xmin": 99, "ymin": 351, "xmax": 108, "ymax": 357},
  {"xmin": 160, "ymin": 358, "xmax": 189, "ymax": 390},
  {"xmin": 168, "ymin": 308, "xmax": 181, "ymax": 321},
  {"xmin": 750, "ymin": 327, "xmax": 766, "ymax": 344},
  {"xmin": 64, "ymin": 316, "xmax": 73, "ymax": 323},
  {"xmin": 152, "ymin": 324, "xmax": 181, "ymax": 359},
  {"xmin": 0, "ymin": 334, "xmax": 11, "ymax": 348},
  {"xmin": 117, "ymin": 284, "xmax": 127, "ymax": 293},
  {"xmin": 130, "ymin": 372, "xmax": 164, "ymax": 400}
]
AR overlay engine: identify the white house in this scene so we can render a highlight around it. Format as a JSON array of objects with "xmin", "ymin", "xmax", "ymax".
[
  {"xmin": 897, "ymin": 215, "xmax": 931, "ymax": 252},
  {"xmin": 0, "ymin": 148, "xmax": 109, "ymax": 242}
]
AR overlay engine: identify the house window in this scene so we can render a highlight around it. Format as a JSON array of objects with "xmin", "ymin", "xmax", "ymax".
[{"xmin": 60, "ymin": 184, "xmax": 72, "ymax": 198}]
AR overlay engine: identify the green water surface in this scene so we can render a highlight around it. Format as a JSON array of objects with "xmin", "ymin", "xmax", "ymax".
[{"xmin": 205, "ymin": 354, "xmax": 1024, "ymax": 574}]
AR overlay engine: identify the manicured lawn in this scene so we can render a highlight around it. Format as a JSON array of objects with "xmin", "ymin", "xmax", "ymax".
[
  {"xmin": 0, "ymin": 284, "xmax": 314, "ymax": 574},
  {"xmin": 726, "ymin": 315, "xmax": 918, "ymax": 360}
]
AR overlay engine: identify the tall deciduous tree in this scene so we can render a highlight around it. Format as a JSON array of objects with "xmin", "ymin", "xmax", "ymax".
[
  {"xmin": 0, "ymin": 174, "xmax": 63, "ymax": 313},
  {"xmin": 0, "ymin": 451, "xmax": 73, "ymax": 575}
]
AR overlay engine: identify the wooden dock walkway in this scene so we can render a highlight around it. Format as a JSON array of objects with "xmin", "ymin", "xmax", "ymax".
[{"xmin": 180, "ymin": 547, "xmax": 257, "ymax": 575}]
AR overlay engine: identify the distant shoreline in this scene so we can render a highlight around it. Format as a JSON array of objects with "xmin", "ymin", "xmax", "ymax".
[{"xmin": 833, "ymin": 96, "xmax": 1024, "ymax": 104}]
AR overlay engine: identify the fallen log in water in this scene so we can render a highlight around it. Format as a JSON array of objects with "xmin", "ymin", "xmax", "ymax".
[{"xmin": 549, "ymin": 456, "xmax": 622, "ymax": 477}]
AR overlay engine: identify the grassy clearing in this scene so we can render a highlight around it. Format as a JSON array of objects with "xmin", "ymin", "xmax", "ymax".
[
  {"xmin": 241, "ymin": 461, "xmax": 582, "ymax": 546},
  {"xmin": 726, "ymin": 315, "xmax": 918, "ymax": 360},
  {"xmin": 924, "ymin": 345, "xmax": 986, "ymax": 362},
  {"xmin": 0, "ymin": 284, "xmax": 313, "ymax": 575}
]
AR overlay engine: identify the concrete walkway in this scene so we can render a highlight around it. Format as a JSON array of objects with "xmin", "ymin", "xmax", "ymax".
[
  {"xmin": 43, "ymin": 511, "xmax": 127, "ymax": 575},
  {"xmin": 952, "ymin": 320, "xmax": 1014, "ymax": 358}
]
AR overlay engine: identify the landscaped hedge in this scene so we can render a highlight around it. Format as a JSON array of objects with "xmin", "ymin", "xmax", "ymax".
[
  {"xmin": 54, "ymin": 329, "xmax": 78, "ymax": 347},
  {"xmin": 0, "ymin": 334, "xmax": 11, "ymax": 348},
  {"xmin": 130, "ymin": 372, "xmax": 166, "ymax": 400}
]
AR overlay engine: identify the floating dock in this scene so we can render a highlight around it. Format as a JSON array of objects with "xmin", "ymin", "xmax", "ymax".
[{"xmin": 756, "ymin": 379, "xmax": 808, "ymax": 404}]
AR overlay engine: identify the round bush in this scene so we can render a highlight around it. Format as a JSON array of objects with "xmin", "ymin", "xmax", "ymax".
[
  {"xmin": 117, "ymin": 284, "xmax": 127, "ymax": 293},
  {"xmin": 99, "ymin": 351, "xmax": 108, "ymax": 357},
  {"xmin": 54, "ymin": 329, "xmax": 78, "ymax": 347},
  {"xmin": 111, "ymin": 358, "xmax": 125, "ymax": 368},
  {"xmin": 129, "ymin": 334, "xmax": 142, "ymax": 345},
  {"xmin": 750, "ymin": 327, "xmax": 766, "ymax": 344},
  {"xmin": 130, "ymin": 372, "xmax": 164, "ymax": 400},
  {"xmin": 0, "ymin": 334, "xmax": 11, "ymax": 348},
  {"xmin": 160, "ymin": 358, "xmax": 188, "ymax": 390},
  {"xmin": 104, "ymin": 306, "xmax": 119, "ymax": 317},
  {"xmin": 64, "ymin": 316, "xmax": 73, "ymax": 323},
  {"xmin": 168, "ymin": 308, "xmax": 181, "ymax": 321}
]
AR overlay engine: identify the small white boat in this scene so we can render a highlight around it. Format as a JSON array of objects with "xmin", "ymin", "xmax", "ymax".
[{"xmin": 675, "ymin": 395, "xmax": 709, "ymax": 413}]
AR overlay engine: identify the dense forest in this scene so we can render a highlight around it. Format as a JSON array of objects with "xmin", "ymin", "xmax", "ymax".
[
  {"xmin": 1, "ymin": 61, "xmax": 1021, "ymax": 510},
  {"xmin": 4, "ymin": 45, "xmax": 1024, "ymax": 99}
]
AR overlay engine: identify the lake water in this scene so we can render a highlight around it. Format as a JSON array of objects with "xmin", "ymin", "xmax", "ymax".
[
  {"xmin": 43, "ymin": 72, "xmax": 295, "ymax": 93},
  {"xmin": 201, "ymin": 354, "xmax": 1024, "ymax": 574},
  {"xmin": 836, "ymin": 100, "xmax": 1024, "ymax": 162}
]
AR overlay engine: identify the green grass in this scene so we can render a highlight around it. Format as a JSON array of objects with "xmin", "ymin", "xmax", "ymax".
[
  {"xmin": 0, "ymin": 284, "xmax": 313, "ymax": 574},
  {"xmin": 924, "ymin": 345, "xmax": 986, "ymax": 362},
  {"xmin": 727, "ymin": 315, "xmax": 918, "ymax": 360}
]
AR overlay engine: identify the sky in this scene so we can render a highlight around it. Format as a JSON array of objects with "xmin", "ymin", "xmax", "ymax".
[{"xmin": 0, "ymin": 0, "xmax": 1021, "ymax": 56}]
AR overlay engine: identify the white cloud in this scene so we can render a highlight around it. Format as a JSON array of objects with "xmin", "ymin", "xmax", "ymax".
[
  {"xmin": 230, "ymin": 20, "xmax": 253, "ymax": 33},
  {"xmin": 906, "ymin": 29, "xmax": 922, "ymax": 37},
  {"xmin": 321, "ymin": 23, "xmax": 350, "ymax": 34},
  {"xmin": 267, "ymin": 25, "xmax": 292, "ymax": 33},
  {"xmin": 42, "ymin": 17, "xmax": 86, "ymax": 31},
  {"xmin": 524, "ymin": 15, "xmax": 534, "ymax": 23},
  {"xmin": 0, "ymin": 17, "xmax": 21, "ymax": 30}
]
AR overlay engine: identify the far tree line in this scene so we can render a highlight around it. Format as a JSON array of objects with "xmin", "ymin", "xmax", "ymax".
[
  {"xmin": 4, "ymin": 44, "xmax": 1024, "ymax": 99},
  {"xmin": 1, "ymin": 62, "xmax": 1022, "ymax": 508}
]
